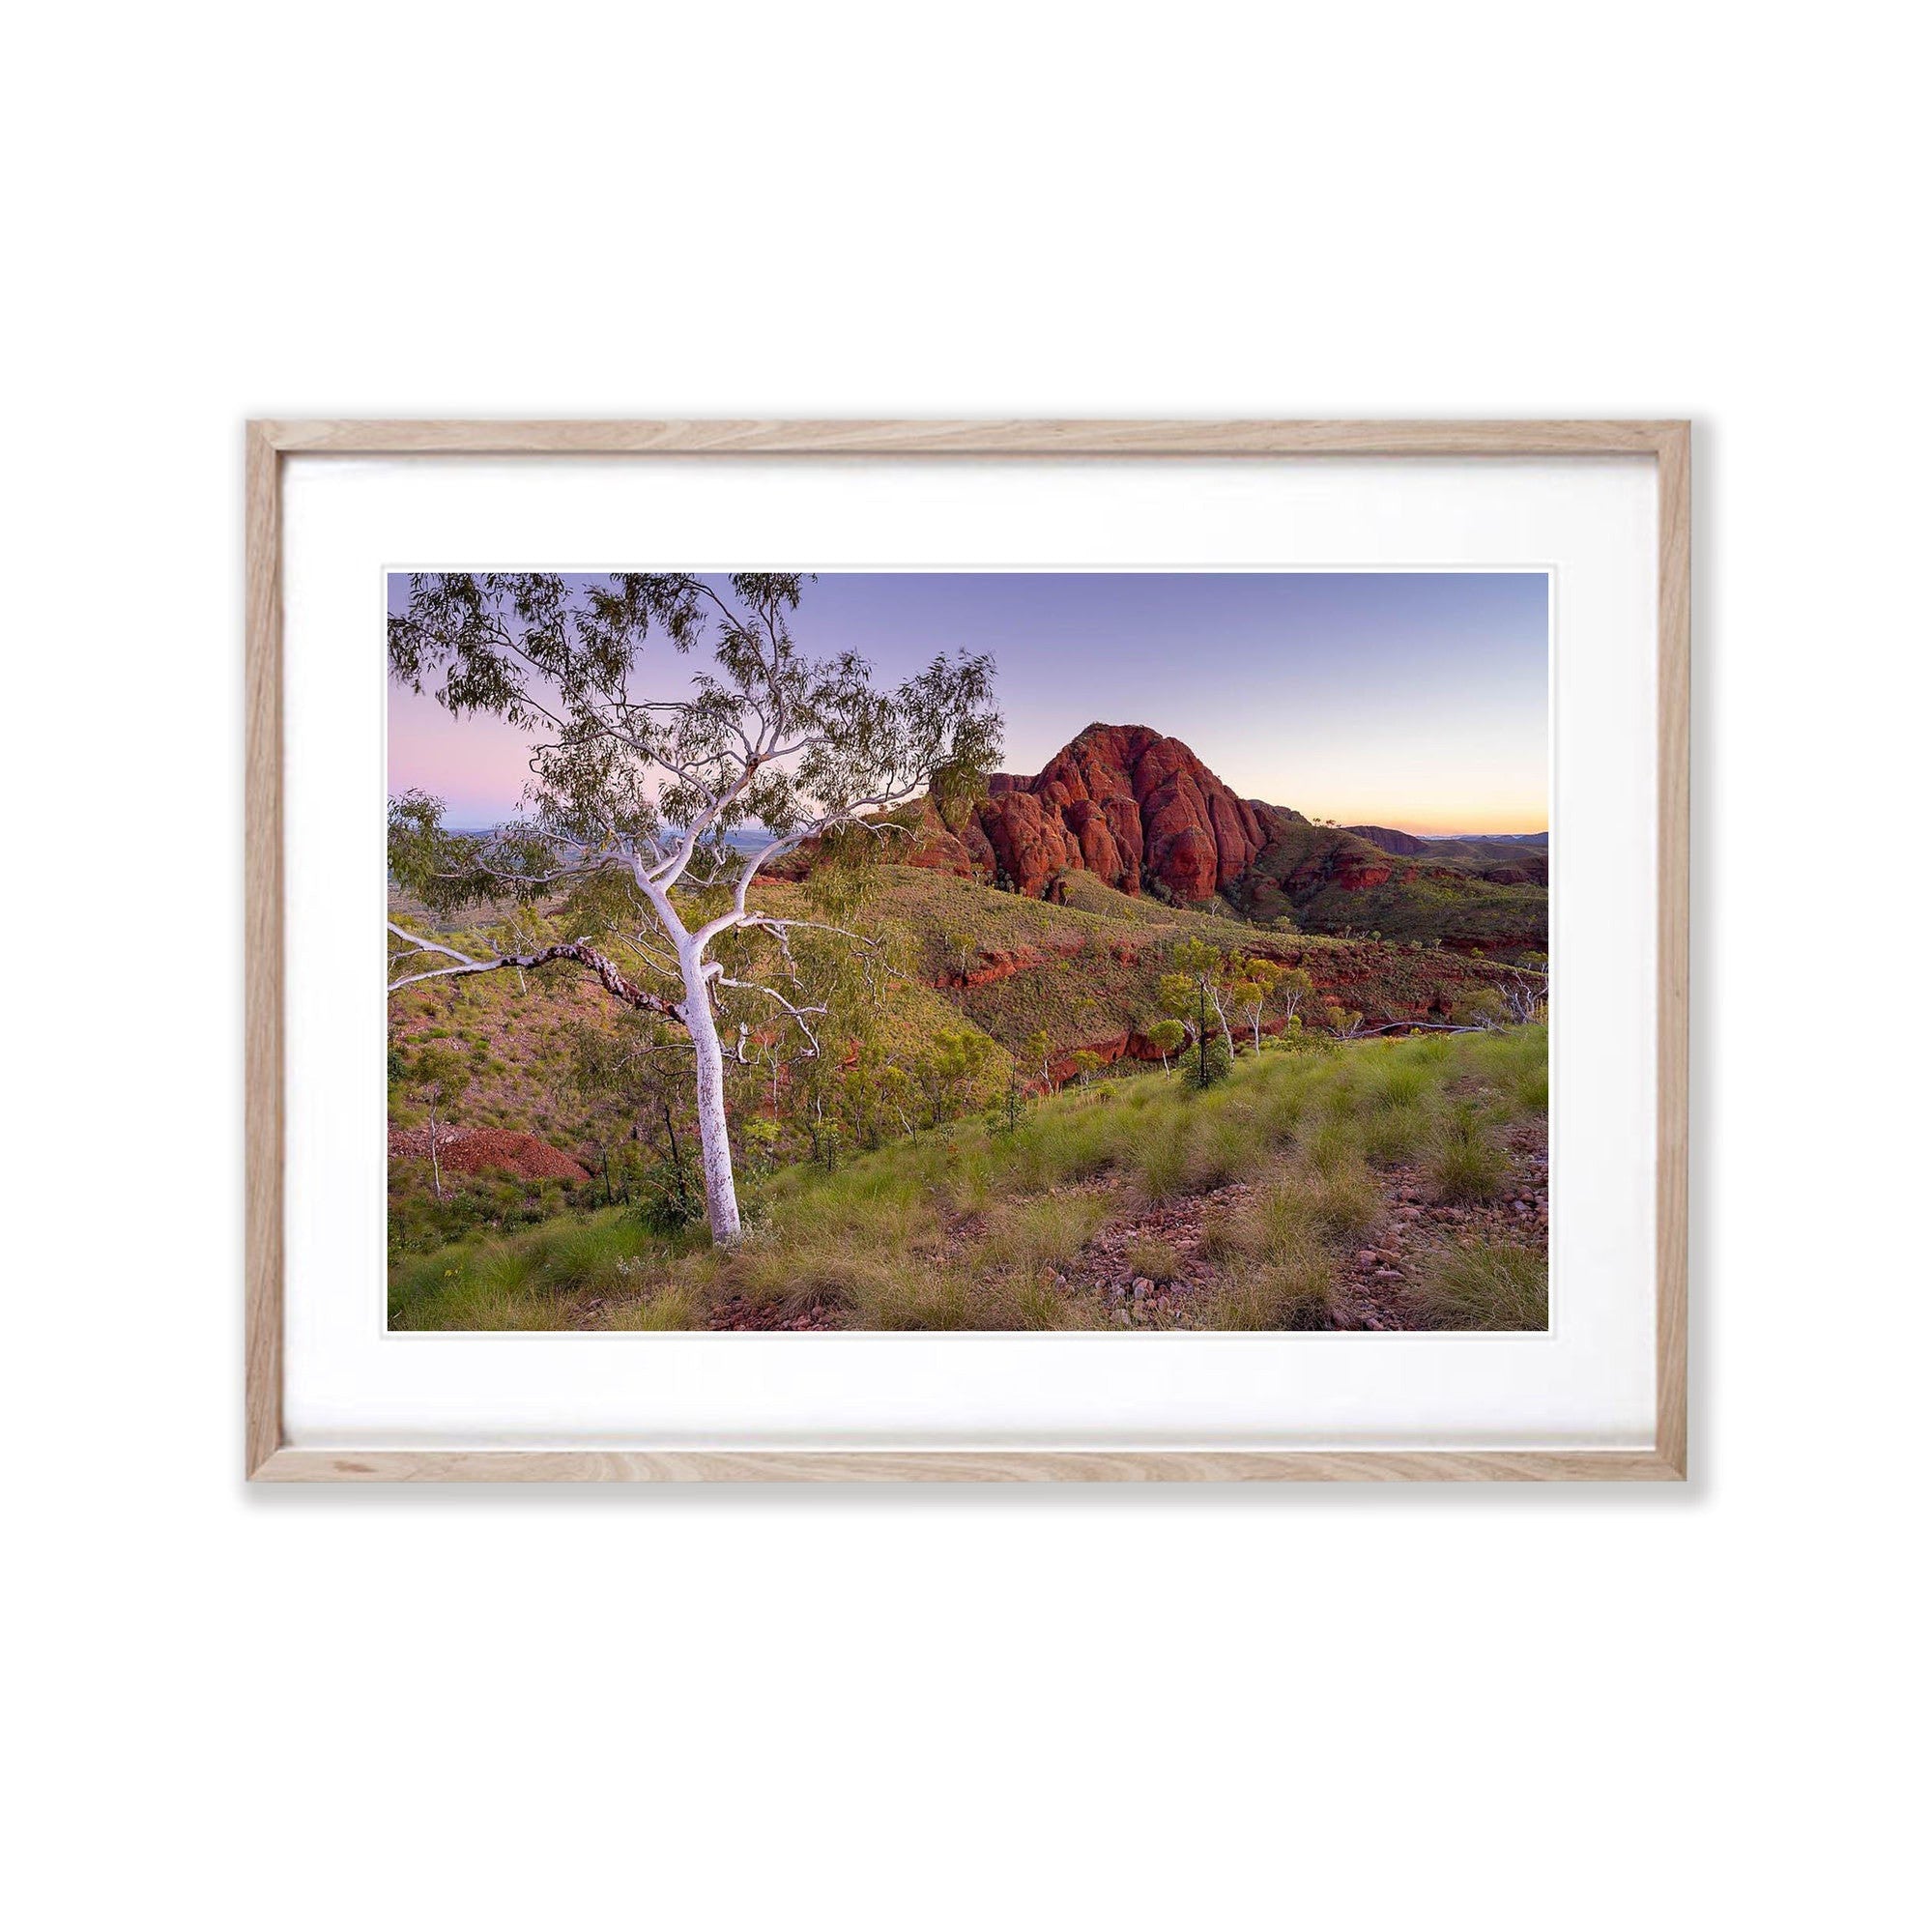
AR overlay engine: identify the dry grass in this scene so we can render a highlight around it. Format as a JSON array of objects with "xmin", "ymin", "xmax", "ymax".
[
  {"xmin": 1125, "ymin": 1238, "xmax": 1182, "ymax": 1283},
  {"xmin": 1406, "ymin": 1241, "xmax": 1547, "ymax": 1330}
]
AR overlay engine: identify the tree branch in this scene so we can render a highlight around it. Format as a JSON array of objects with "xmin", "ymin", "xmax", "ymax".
[{"xmin": 386, "ymin": 921, "xmax": 682, "ymax": 1018}]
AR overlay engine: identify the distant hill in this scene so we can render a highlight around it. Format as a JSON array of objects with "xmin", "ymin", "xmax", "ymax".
[
  {"xmin": 864, "ymin": 722, "xmax": 1546, "ymax": 953},
  {"xmin": 1346, "ymin": 824, "xmax": 1430, "ymax": 856}
]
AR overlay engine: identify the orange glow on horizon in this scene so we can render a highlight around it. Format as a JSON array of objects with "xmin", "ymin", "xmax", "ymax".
[{"xmin": 1305, "ymin": 796, "xmax": 1549, "ymax": 839}]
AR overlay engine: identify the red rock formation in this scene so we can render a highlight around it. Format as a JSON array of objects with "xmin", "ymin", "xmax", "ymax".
[
  {"xmin": 973, "ymin": 724, "xmax": 1267, "ymax": 903},
  {"xmin": 974, "ymin": 789, "xmax": 1081, "ymax": 897},
  {"xmin": 1041, "ymin": 1029, "xmax": 1175, "ymax": 1089}
]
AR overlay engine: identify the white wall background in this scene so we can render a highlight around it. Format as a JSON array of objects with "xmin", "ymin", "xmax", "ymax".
[{"xmin": 7, "ymin": 5, "xmax": 1924, "ymax": 1928}]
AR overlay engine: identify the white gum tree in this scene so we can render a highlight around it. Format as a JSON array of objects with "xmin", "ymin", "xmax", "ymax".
[{"xmin": 385, "ymin": 572, "xmax": 1001, "ymax": 1246}]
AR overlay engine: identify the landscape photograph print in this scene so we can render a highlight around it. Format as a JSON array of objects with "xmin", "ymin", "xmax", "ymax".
[{"xmin": 387, "ymin": 570, "xmax": 1550, "ymax": 1333}]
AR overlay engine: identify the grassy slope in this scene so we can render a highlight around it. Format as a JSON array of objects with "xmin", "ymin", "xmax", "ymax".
[
  {"xmin": 389, "ymin": 866, "xmax": 1524, "ymax": 1170},
  {"xmin": 791, "ymin": 866, "xmax": 1521, "ymax": 1057},
  {"xmin": 391, "ymin": 1024, "xmax": 1548, "ymax": 1334}
]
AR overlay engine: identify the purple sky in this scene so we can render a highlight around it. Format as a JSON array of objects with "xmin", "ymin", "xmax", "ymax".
[{"xmin": 388, "ymin": 571, "xmax": 1548, "ymax": 836}]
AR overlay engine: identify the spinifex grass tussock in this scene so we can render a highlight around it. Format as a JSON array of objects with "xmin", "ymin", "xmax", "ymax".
[
  {"xmin": 1406, "ymin": 1240, "xmax": 1547, "ymax": 1331},
  {"xmin": 604, "ymin": 1282, "xmax": 706, "ymax": 1330},
  {"xmin": 1125, "ymin": 1238, "xmax": 1182, "ymax": 1283},
  {"xmin": 1427, "ymin": 1104, "xmax": 1510, "ymax": 1203},
  {"xmin": 976, "ymin": 1194, "xmax": 1108, "ymax": 1277},
  {"xmin": 1207, "ymin": 1260, "xmax": 1335, "ymax": 1332}
]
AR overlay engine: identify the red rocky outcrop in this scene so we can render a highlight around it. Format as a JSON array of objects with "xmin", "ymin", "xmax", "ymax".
[
  {"xmin": 388, "ymin": 1126, "xmax": 591, "ymax": 1183},
  {"xmin": 972, "ymin": 723, "xmax": 1268, "ymax": 904}
]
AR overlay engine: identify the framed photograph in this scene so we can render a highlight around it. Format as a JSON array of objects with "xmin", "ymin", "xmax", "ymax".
[{"xmin": 246, "ymin": 419, "xmax": 1688, "ymax": 1482}]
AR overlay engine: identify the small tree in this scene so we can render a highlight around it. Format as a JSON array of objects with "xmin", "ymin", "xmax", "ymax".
[
  {"xmin": 1499, "ymin": 954, "xmax": 1549, "ymax": 1024},
  {"xmin": 403, "ymin": 1044, "xmax": 470, "ymax": 1198},
  {"xmin": 1160, "ymin": 937, "xmax": 1235, "ymax": 1059},
  {"xmin": 912, "ymin": 1029, "xmax": 996, "ymax": 1129},
  {"xmin": 1275, "ymin": 966, "xmax": 1316, "ymax": 1031},
  {"xmin": 942, "ymin": 929, "xmax": 980, "ymax": 991},
  {"xmin": 877, "ymin": 1058, "xmax": 921, "ymax": 1139},
  {"xmin": 1319, "ymin": 1001, "xmax": 1365, "ymax": 1040},
  {"xmin": 1070, "ymin": 1049, "xmax": 1105, "ymax": 1088},
  {"xmin": 1023, "ymin": 1027, "xmax": 1053, "ymax": 1092},
  {"xmin": 1225, "ymin": 955, "xmax": 1284, "ymax": 1054},
  {"xmin": 1454, "ymin": 986, "xmax": 1512, "ymax": 1031},
  {"xmin": 387, "ymin": 572, "xmax": 1001, "ymax": 1246},
  {"xmin": 1145, "ymin": 1018, "xmax": 1186, "ymax": 1076},
  {"xmin": 739, "ymin": 1115, "xmax": 781, "ymax": 1178}
]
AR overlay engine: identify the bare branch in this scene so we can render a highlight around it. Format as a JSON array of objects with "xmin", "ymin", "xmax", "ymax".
[{"xmin": 386, "ymin": 921, "xmax": 681, "ymax": 1019}]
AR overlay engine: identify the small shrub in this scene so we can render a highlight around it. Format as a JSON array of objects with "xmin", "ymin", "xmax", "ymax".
[
  {"xmin": 1367, "ymin": 1059, "xmax": 1430, "ymax": 1110},
  {"xmin": 1134, "ymin": 1125, "xmax": 1191, "ymax": 1203},
  {"xmin": 1182, "ymin": 1114, "xmax": 1254, "ymax": 1193},
  {"xmin": 533, "ymin": 1218, "xmax": 639, "ymax": 1293},
  {"xmin": 978, "ymin": 1195, "xmax": 1106, "ymax": 1277},
  {"xmin": 1211, "ymin": 1176, "xmax": 1296, "ymax": 1257},
  {"xmin": 1362, "ymin": 1108, "xmax": 1427, "ymax": 1167},
  {"xmin": 1186, "ymin": 1033, "xmax": 1232, "ymax": 1088},
  {"xmin": 1304, "ymin": 1118, "xmax": 1365, "ymax": 1178},
  {"xmin": 633, "ymin": 1158, "xmax": 704, "ymax": 1234}
]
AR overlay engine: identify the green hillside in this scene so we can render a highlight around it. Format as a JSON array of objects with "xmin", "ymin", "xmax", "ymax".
[{"xmin": 1228, "ymin": 821, "xmax": 1547, "ymax": 949}]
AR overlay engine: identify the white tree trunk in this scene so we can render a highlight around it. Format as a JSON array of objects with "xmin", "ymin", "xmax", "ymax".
[
  {"xmin": 1207, "ymin": 988, "xmax": 1235, "ymax": 1057},
  {"xmin": 678, "ymin": 948, "xmax": 743, "ymax": 1246}
]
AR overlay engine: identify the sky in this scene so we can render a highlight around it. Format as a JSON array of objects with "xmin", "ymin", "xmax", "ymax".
[{"xmin": 387, "ymin": 571, "xmax": 1548, "ymax": 836}]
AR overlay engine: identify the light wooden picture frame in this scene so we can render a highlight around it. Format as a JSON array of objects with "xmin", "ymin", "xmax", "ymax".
[{"xmin": 245, "ymin": 418, "xmax": 1688, "ymax": 1483}]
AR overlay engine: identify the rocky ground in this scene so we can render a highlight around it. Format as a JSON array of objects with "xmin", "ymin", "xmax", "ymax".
[
  {"xmin": 702, "ymin": 1125, "xmax": 1548, "ymax": 1332},
  {"xmin": 1325, "ymin": 1126, "xmax": 1548, "ymax": 1330}
]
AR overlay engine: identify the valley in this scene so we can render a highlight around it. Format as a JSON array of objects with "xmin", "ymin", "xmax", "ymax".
[{"xmin": 389, "ymin": 719, "xmax": 1547, "ymax": 1330}]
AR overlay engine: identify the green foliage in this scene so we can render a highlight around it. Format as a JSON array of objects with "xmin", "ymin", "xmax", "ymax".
[
  {"xmin": 1126, "ymin": 1238, "xmax": 1182, "ymax": 1283},
  {"xmin": 1023, "ymin": 1028, "xmax": 1053, "ymax": 1086},
  {"xmin": 1193, "ymin": 1032, "xmax": 1232, "ymax": 1089},
  {"xmin": 1144, "ymin": 1018, "xmax": 1186, "ymax": 1070},
  {"xmin": 632, "ymin": 1157, "xmax": 704, "ymax": 1234},
  {"xmin": 405, "ymin": 1042, "xmax": 470, "ymax": 1106},
  {"xmin": 739, "ymin": 1116, "xmax": 781, "ymax": 1175},
  {"xmin": 912, "ymin": 1027, "xmax": 997, "ymax": 1127}
]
